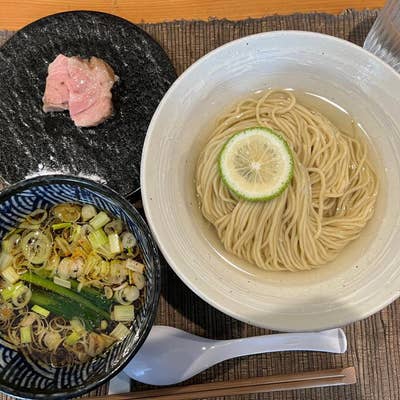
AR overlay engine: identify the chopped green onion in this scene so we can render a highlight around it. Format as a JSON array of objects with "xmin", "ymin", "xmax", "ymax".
[
  {"xmin": 110, "ymin": 322, "xmax": 130, "ymax": 341},
  {"xmin": 104, "ymin": 286, "xmax": 113, "ymax": 299},
  {"xmin": 0, "ymin": 252, "xmax": 13, "ymax": 270},
  {"xmin": 53, "ymin": 204, "xmax": 80, "ymax": 223},
  {"xmin": 89, "ymin": 211, "xmax": 110, "ymax": 230},
  {"xmin": 104, "ymin": 220, "xmax": 123, "ymax": 235},
  {"xmin": 54, "ymin": 236, "xmax": 71, "ymax": 257},
  {"xmin": 26, "ymin": 209, "xmax": 48, "ymax": 225},
  {"xmin": 3, "ymin": 228, "xmax": 22, "ymax": 241},
  {"xmin": 108, "ymin": 233, "xmax": 122, "ymax": 254},
  {"xmin": 53, "ymin": 276, "xmax": 71, "ymax": 289},
  {"xmin": 81, "ymin": 205, "xmax": 97, "ymax": 222},
  {"xmin": 21, "ymin": 231, "xmax": 52, "ymax": 264},
  {"xmin": 19, "ymin": 222, "xmax": 40, "ymax": 230},
  {"xmin": 65, "ymin": 331, "xmax": 81, "ymax": 346},
  {"xmin": 88, "ymin": 229, "xmax": 108, "ymax": 250},
  {"xmin": 100, "ymin": 320, "xmax": 108, "ymax": 330},
  {"xmin": 32, "ymin": 304, "xmax": 50, "ymax": 317},
  {"xmin": 125, "ymin": 259, "xmax": 144, "ymax": 274},
  {"xmin": 2, "ymin": 266, "xmax": 20, "ymax": 284},
  {"xmin": 113, "ymin": 305, "xmax": 134, "ymax": 321},
  {"xmin": 71, "ymin": 224, "xmax": 82, "ymax": 243},
  {"xmin": 12, "ymin": 284, "xmax": 28, "ymax": 300},
  {"xmin": 70, "ymin": 319, "xmax": 86, "ymax": 334},
  {"xmin": 20, "ymin": 326, "xmax": 32, "ymax": 344},
  {"xmin": 121, "ymin": 232, "xmax": 136, "ymax": 249},
  {"xmin": 1, "ymin": 282, "xmax": 23, "ymax": 301},
  {"xmin": 133, "ymin": 272, "xmax": 145, "ymax": 290},
  {"xmin": 52, "ymin": 222, "xmax": 72, "ymax": 231},
  {"xmin": 2, "ymin": 234, "xmax": 20, "ymax": 253},
  {"xmin": 96, "ymin": 244, "xmax": 114, "ymax": 260}
]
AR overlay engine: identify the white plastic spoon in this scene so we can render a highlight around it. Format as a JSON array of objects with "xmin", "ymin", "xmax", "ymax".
[{"xmin": 122, "ymin": 325, "xmax": 347, "ymax": 386}]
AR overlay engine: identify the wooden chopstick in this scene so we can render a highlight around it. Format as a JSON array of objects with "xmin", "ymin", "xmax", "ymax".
[{"xmin": 88, "ymin": 367, "xmax": 356, "ymax": 400}]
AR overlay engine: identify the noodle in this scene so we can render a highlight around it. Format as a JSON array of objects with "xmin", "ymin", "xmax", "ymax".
[{"xmin": 196, "ymin": 89, "xmax": 378, "ymax": 271}]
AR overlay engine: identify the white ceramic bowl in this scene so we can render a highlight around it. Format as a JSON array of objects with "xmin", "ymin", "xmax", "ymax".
[{"xmin": 141, "ymin": 31, "xmax": 400, "ymax": 331}]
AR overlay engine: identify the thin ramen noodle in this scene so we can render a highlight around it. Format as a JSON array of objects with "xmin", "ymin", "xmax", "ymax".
[{"xmin": 196, "ymin": 89, "xmax": 378, "ymax": 271}]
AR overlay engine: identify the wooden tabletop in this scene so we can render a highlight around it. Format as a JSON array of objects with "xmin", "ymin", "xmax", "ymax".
[
  {"xmin": 0, "ymin": 4, "xmax": 396, "ymax": 400},
  {"xmin": 0, "ymin": 0, "xmax": 385, "ymax": 30}
]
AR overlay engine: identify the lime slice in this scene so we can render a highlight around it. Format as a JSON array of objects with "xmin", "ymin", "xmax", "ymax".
[{"xmin": 218, "ymin": 127, "xmax": 293, "ymax": 201}]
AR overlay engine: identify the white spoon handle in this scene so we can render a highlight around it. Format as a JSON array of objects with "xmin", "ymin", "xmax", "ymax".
[{"xmin": 208, "ymin": 329, "xmax": 346, "ymax": 363}]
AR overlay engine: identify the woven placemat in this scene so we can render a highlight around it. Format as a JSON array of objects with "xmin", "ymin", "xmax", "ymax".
[{"xmin": 3, "ymin": 9, "xmax": 400, "ymax": 400}]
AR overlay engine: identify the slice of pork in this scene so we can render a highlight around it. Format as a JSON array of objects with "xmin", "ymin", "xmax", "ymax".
[
  {"xmin": 42, "ymin": 54, "xmax": 118, "ymax": 127},
  {"xmin": 42, "ymin": 54, "xmax": 70, "ymax": 112},
  {"xmin": 67, "ymin": 56, "xmax": 118, "ymax": 127}
]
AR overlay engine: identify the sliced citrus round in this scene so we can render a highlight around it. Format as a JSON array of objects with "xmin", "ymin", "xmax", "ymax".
[{"xmin": 218, "ymin": 127, "xmax": 293, "ymax": 201}]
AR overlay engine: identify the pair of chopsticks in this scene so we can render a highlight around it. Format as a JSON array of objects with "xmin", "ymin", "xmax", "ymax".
[{"xmin": 88, "ymin": 367, "xmax": 356, "ymax": 400}]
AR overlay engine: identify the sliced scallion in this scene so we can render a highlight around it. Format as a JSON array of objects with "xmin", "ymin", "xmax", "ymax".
[
  {"xmin": 2, "ymin": 266, "xmax": 20, "ymax": 284},
  {"xmin": 108, "ymin": 233, "xmax": 122, "ymax": 254},
  {"xmin": 125, "ymin": 259, "xmax": 144, "ymax": 274},
  {"xmin": 133, "ymin": 272, "xmax": 145, "ymax": 290},
  {"xmin": 70, "ymin": 319, "xmax": 86, "ymax": 334},
  {"xmin": 65, "ymin": 331, "xmax": 81, "ymax": 346},
  {"xmin": 113, "ymin": 305, "xmax": 134, "ymax": 321},
  {"xmin": 121, "ymin": 232, "xmax": 136, "ymax": 249},
  {"xmin": 21, "ymin": 231, "xmax": 52, "ymax": 264},
  {"xmin": 88, "ymin": 229, "xmax": 108, "ymax": 250},
  {"xmin": 110, "ymin": 322, "xmax": 130, "ymax": 341},
  {"xmin": 1, "ymin": 282, "xmax": 23, "ymax": 301},
  {"xmin": 2, "ymin": 234, "xmax": 20, "ymax": 253},
  {"xmin": 53, "ymin": 276, "xmax": 71, "ymax": 289},
  {"xmin": 0, "ymin": 252, "xmax": 13, "ymax": 270},
  {"xmin": 52, "ymin": 222, "xmax": 72, "ymax": 231},
  {"xmin": 100, "ymin": 320, "xmax": 108, "ymax": 330},
  {"xmin": 32, "ymin": 304, "xmax": 50, "ymax": 317},
  {"xmin": 20, "ymin": 326, "xmax": 32, "ymax": 344},
  {"xmin": 70, "ymin": 224, "xmax": 82, "ymax": 243},
  {"xmin": 104, "ymin": 220, "xmax": 123, "ymax": 235},
  {"xmin": 54, "ymin": 236, "xmax": 71, "ymax": 257},
  {"xmin": 81, "ymin": 205, "xmax": 97, "ymax": 222},
  {"xmin": 89, "ymin": 212, "xmax": 110, "ymax": 230}
]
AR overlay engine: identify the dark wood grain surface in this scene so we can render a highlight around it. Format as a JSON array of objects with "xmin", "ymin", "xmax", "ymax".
[{"xmin": 2, "ymin": 9, "xmax": 399, "ymax": 400}]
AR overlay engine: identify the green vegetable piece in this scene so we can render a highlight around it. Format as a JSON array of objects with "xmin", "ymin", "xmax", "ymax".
[
  {"xmin": 32, "ymin": 304, "xmax": 50, "ymax": 317},
  {"xmin": 69, "ymin": 280, "xmax": 112, "ymax": 312},
  {"xmin": 30, "ymin": 288, "xmax": 101, "ymax": 331},
  {"xmin": 113, "ymin": 305, "xmax": 134, "ymax": 321},
  {"xmin": 89, "ymin": 212, "xmax": 111, "ymax": 230},
  {"xmin": 88, "ymin": 229, "xmax": 108, "ymax": 249},
  {"xmin": 20, "ymin": 326, "xmax": 31, "ymax": 344},
  {"xmin": 20, "ymin": 272, "xmax": 110, "ymax": 320},
  {"xmin": 51, "ymin": 222, "xmax": 72, "ymax": 231},
  {"xmin": 1, "ymin": 282, "xmax": 23, "ymax": 301},
  {"xmin": 65, "ymin": 331, "xmax": 81, "ymax": 346}
]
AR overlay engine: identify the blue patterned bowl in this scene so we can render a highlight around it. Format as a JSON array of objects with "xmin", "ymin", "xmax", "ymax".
[{"xmin": 0, "ymin": 175, "xmax": 161, "ymax": 399}]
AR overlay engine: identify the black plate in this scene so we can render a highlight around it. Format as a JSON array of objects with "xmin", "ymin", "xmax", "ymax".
[{"xmin": 0, "ymin": 11, "xmax": 176, "ymax": 196}]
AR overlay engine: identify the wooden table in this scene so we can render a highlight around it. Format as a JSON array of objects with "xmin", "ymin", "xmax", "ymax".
[
  {"xmin": 0, "ymin": 3, "xmax": 397, "ymax": 400},
  {"xmin": 0, "ymin": 0, "xmax": 385, "ymax": 30}
]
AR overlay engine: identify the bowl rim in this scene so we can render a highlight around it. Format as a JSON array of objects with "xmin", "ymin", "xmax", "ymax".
[
  {"xmin": 0, "ymin": 174, "xmax": 161, "ymax": 399},
  {"xmin": 141, "ymin": 30, "xmax": 400, "ymax": 332}
]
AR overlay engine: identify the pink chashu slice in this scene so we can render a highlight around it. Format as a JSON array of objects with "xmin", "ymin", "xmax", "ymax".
[
  {"xmin": 67, "ymin": 57, "xmax": 117, "ymax": 127},
  {"xmin": 42, "ymin": 54, "xmax": 118, "ymax": 127},
  {"xmin": 42, "ymin": 54, "xmax": 70, "ymax": 112}
]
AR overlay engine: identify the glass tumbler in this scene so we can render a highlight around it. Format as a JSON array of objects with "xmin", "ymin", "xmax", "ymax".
[{"xmin": 364, "ymin": 0, "xmax": 400, "ymax": 72}]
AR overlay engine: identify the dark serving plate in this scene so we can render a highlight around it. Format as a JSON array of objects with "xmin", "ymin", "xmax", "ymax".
[{"xmin": 0, "ymin": 11, "xmax": 176, "ymax": 196}]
